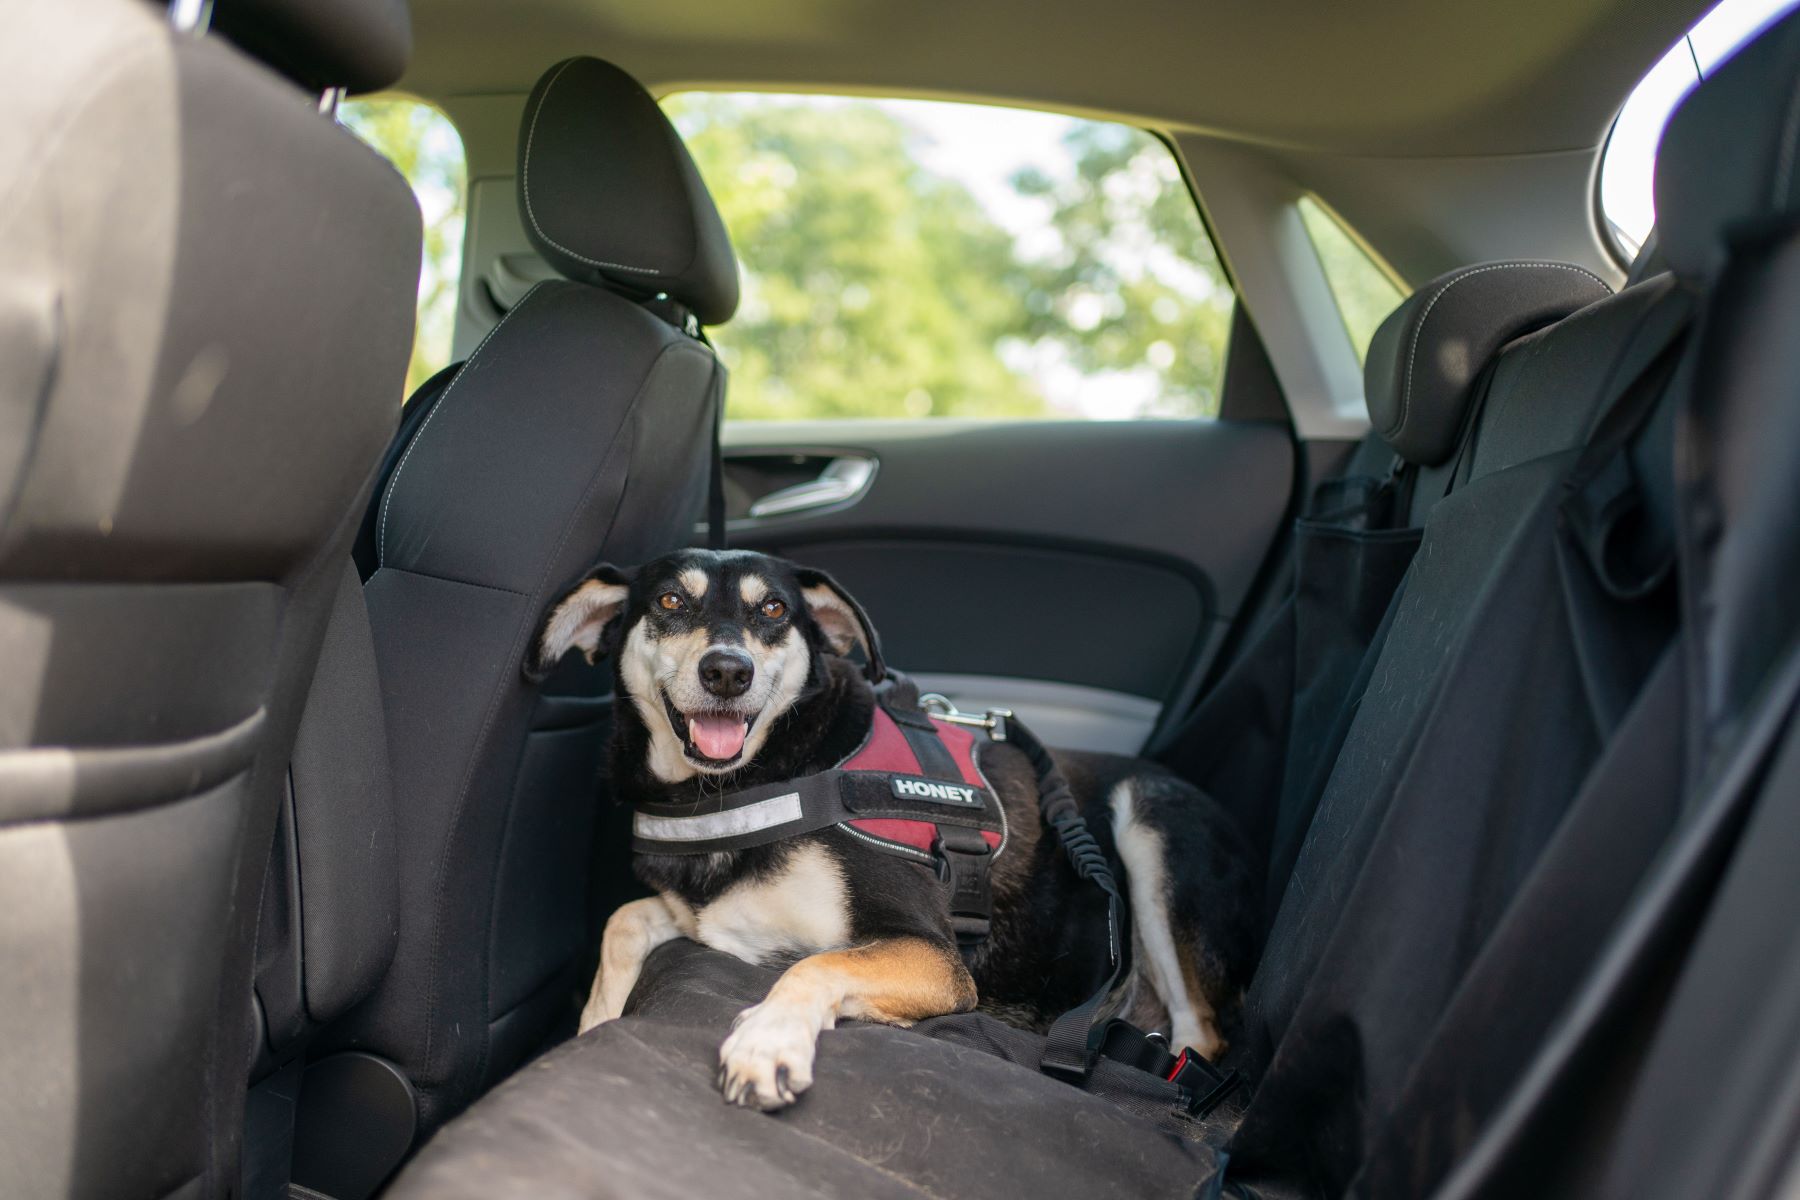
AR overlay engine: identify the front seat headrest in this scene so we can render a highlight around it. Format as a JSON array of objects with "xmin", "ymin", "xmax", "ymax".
[
  {"xmin": 210, "ymin": 0, "xmax": 412, "ymax": 94},
  {"xmin": 1654, "ymin": 7, "xmax": 1800, "ymax": 282},
  {"xmin": 1364, "ymin": 261, "xmax": 1613, "ymax": 466},
  {"xmin": 517, "ymin": 57, "xmax": 740, "ymax": 326}
]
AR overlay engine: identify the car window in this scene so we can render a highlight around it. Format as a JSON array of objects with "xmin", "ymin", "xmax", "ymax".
[
  {"xmin": 1296, "ymin": 197, "xmax": 1405, "ymax": 365},
  {"xmin": 1598, "ymin": 0, "xmax": 1799, "ymax": 262},
  {"xmin": 661, "ymin": 94, "xmax": 1235, "ymax": 420},
  {"xmin": 339, "ymin": 97, "xmax": 468, "ymax": 397}
]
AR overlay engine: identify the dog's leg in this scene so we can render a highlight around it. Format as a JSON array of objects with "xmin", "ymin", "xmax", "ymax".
[
  {"xmin": 1111, "ymin": 781, "xmax": 1225, "ymax": 1059},
  {"xmin": 580, "ymin": 894, "xmax": 686, "ymax": 1034},
  {"xmin": 718, "ymin": 936, "xmax": 975, "ymax": 1110}
]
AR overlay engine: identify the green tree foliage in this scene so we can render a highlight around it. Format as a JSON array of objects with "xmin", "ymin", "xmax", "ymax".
[
  {"xmin": 667, "ymin": 96, "xmax": 1046, "ymax": 419},
  {"xmin": 670, "ymin": 95, "xmax": 1237, "ymax": 420},
  {"xmin": 1010, "ymin": 122, "xmax": 1235, "ymax": 417},
  {"xmin": 339, "ymin": 98, "xmax": 467, "ymax": 396},
  {"xmin": 1297, "ymin": 197, "xmax": 1406, "ymax": 364},
  {"xmin": 349, "ymin": 91, "xmax": 1254, "ymax": 419}
]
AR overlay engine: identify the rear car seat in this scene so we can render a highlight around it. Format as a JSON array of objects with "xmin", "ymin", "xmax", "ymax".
[
  {"xmin": 381, "ymin": 13, "xmax": 1800, "ymax": 1197},
  {"xmin": 1158, "ymin": 261, "xmax": 1611, "ymax": 917},
  {"xmin": 0, "ymin": 0, "xmax": 418, "ymax": 1196},
  {"xmin": 374, "ymin": 249, "xmax": 1645, "ymax": 1198},
  {"xmin": 281, "ymin": 54, "xmax": 739, "ymax": 1176}
]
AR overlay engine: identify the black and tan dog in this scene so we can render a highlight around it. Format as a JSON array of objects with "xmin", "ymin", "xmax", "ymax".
[{"xmin": 533, "ymin": 548, "xmax": 1257, "ymax": 1110}]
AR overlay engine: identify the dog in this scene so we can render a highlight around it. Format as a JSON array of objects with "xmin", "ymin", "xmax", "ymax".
[{"xmin": 532, "ymin": 548, "xmax": 1258, "ymax": 1111}]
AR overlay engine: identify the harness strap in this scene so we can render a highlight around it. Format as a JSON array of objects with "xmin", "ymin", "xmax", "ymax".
[
  {"xmin": 631, "ymin": 767, "xmax": 1001, "ymax": 856},
  {"xmin": 887, "ymin": 701, "xmax": 964, "ymax": 781},
  {"xmin": 934, "ymin": 824, "xmax": 994, "ymax": 944}
]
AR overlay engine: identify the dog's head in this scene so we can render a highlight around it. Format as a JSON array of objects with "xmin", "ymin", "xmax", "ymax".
[{"xmin": 530, "ymin": 550, "xmax": 884, "ymax": 781}]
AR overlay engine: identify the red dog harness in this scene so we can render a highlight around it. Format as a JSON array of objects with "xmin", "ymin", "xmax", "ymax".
[
  {"xmin": 631, "ymin": 689, "xmax": 1008, "ymax": 941},
  {"xmin": 629, "ymin": 679, "xmax": 1245, "ymax": 1117}
]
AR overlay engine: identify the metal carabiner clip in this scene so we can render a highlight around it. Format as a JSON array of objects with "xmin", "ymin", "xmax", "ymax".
[{"xmin": 917, "ymin": 693, "xmax": 1011, "ymax": 742}]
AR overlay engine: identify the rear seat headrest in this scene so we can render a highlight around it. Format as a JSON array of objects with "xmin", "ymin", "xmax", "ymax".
[
  {"xmin": 210, "ymin": 0, "xmax": 412, "ymax": 94},
  {"xmin": 1655, "ymin": 7, "xmax": 1800, "ymax": 281},
  {"xmin": 1364, "ymin": 261, "xmax": 1612, "ymax": 466},
  {"xmin": 517, "ymin": 57, "xmax": 740, "ymax": 326}
]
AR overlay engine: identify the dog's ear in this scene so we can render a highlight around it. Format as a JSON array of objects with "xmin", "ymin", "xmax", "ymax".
[
  {"xmin": 527, "ymin": 564, "xmax": 635, "ymax": 681},
  {"xmin": 794, "ymin": 567, "xmax": 886, "ymax": 683}
]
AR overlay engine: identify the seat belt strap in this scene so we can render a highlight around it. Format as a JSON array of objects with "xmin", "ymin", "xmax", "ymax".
[{"xmin": 706, "ymin": 358, "xmax": 727, "ymax": 550}]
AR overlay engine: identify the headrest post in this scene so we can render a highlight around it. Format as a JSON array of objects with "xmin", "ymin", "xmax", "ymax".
[
  {"xmin": 167, "ymin": 0, "xmax": 215, "ymax": 35},
  {"xmin": 318, "ymin": 87, "xmax": 345, "ymax": 118}
]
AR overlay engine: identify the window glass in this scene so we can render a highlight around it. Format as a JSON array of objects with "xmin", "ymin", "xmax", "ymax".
[
  {"xmin": 1296, "ymin": 197, "xmax": 1405, "ymax": 364},
  {"xmin": 1598, "ymin": 0, "xmax": 1799, "ymax": 261},
  {"xmin": 662, "ymin": 94, "xmax": 1235, "ymax": 419},
  {"xmin": 339, "ymin": 97, "xmax": 468, "ymax": 396}
]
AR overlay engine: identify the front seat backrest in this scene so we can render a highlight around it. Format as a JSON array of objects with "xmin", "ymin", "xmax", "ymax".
[
  {"xmin": 0, "ymin": 0, "xmax": 420, "ymax": 1196},
  {"xmin": 324, "ymin": 56, "xmax": 737, "ymax": 1136}
]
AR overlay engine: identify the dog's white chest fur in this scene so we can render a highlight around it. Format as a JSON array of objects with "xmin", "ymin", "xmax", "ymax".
[{"xmin": 680, "ymin": 843, "xmax": 852, "ymax": 965}]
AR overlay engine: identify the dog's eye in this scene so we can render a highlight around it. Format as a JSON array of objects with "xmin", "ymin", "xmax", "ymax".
[
  {"xmin": 657, "ymin": 592, "xmax": 684, "ymax": 612},
  {"xmin": 760, "ymin": 598, "xmax": 787, "ymax": 620}
]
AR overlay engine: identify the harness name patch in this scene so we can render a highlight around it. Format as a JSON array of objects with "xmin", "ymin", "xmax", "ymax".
[{"xmin": 890, "ymin": 776, "xmax": 982, "ymax": 807}]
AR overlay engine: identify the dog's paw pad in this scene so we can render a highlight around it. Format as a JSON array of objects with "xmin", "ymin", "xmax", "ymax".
[{"xmin": 718, "ymin": 1002, "xmax": 817, "ymax": 1112}]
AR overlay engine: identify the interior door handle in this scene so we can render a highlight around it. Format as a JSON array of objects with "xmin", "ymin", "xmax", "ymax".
[{"xmin": 746, "ymin": 456, "xmax": 876, "ymax": 519}]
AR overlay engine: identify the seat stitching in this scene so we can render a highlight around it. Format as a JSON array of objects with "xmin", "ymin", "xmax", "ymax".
[
  {"xmin": 364, "ymin": 565, "xmax": 529, "ymax": 596},
  {"xmin": 520, "ymin": 59, "xmax": 662, "ymax": 277},
  {"xmin": 1396, "ymin": 261, "xmax": 1611, "ymax": 441},
  {"xmin": 378, "ymin": 281, "xmax": 550, "ymax": 567}
]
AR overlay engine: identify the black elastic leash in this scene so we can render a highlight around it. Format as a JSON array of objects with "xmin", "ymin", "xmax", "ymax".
[
  {"xmin": 982, "ymin": 708, "xmax": 1242, "ymax": 1118},
  {"xmin": 1002, "ymin": 715, "xmax": 1128, "ymax": 1081}
]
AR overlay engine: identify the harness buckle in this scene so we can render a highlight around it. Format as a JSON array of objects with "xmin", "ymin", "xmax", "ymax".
[
  {"xmin": 917, "ymin": 694, "xmax": 1011, "ymax": 742},
  {"xmin": 932, "ymin": 824, "xmax": 993, "ymax": 945}
]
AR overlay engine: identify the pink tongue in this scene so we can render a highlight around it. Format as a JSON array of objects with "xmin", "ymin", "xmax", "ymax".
[{"xmin": 689, "ymin": 713, "xmax": 749, "ymax": 760}]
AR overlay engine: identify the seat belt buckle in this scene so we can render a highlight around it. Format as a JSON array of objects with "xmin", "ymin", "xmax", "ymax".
[
  {"xmin": 1165, "ymin": 1048, "xmax": 1244, "ymax": 1119},
  {"xmin": 932, "ymin": 825, "xmax": 993, "ymax": 945}
]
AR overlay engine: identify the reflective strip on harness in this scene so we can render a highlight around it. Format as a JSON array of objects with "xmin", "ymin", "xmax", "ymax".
[
  {"xmin": 629, "ymin": 705, "xmax": 1005, "ymax": 861},
  {"xmin": 633, "ymin": 792, "xmax": 803, "ymax": 842}
]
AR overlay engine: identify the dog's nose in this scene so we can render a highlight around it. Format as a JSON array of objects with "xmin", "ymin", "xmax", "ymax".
[{"xmin": 699, "ymin": 648, "xmax": 755, "ymax": 698}]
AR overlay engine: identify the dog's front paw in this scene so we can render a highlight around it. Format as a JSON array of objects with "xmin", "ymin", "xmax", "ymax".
[{"xmin": 717, "ymin": 1002, "xmax": 819, "ymax": 1111}]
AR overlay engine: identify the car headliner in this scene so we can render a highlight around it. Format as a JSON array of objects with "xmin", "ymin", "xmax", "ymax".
[{"xmin": 402, "ymin": 0, "xmax": 1709, "ymax": 156}]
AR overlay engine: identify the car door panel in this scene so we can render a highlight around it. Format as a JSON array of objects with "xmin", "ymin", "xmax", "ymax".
[{"xmin": 723, "ymin": 418, "xmax": 1293, "ymax": 752}]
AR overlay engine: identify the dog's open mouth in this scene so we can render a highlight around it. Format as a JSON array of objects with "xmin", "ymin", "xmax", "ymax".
[{"xmin": 662, "ymin": 692, "xmax": 758, "ymax": 766}]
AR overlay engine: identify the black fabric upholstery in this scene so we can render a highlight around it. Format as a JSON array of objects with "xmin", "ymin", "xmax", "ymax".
[
  {"xmin": 268, "ymin": 564, "xmax": 400, "ymax": 1033},
  {"xmin": 1579, "ymin": 235, "xmax": 1800, "ymax": 1194},
  {"xmin": 324, "ymin": 79, "xmax": 730, "ymax": 1136},
  {"xmin": 1363, "ymin": 222, "xmax": 1800, "ymax": 1200},
  {"xmin": 212, "ymin": 0, "xmax": 412, "ymax": 94},
  {"xmin": 0, "ymin": 1, "xmax": 418, "ymax": 1196},
  {"xmin": 518, "ymin": 57, "xmax": 740, "ymax": 324},
  {"xmin": 1654, "ymin": 7, "xmax": 1800, "ymax": 281},
  {"xmin": 1363, "ymin": 260, "xmax": 1611, "ymax": 465}
]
